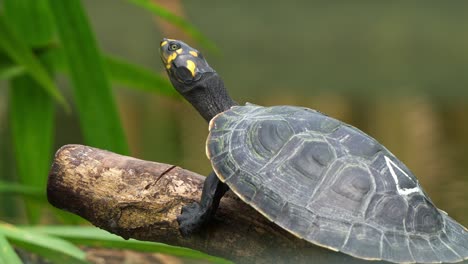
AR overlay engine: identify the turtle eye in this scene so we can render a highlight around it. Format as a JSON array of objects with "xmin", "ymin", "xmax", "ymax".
[{"xmin": 168, "ymin": 43, "xmax": 181, "ymax": 51}]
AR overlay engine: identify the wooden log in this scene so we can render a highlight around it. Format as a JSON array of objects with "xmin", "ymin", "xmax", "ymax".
[{"xmin": 47, "ymin": 144, "xmax": 383, "ymax": 264}]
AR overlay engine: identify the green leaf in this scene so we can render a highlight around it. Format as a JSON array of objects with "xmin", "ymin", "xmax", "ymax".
[
  {"xmin": 0, "ymin": 41, "xmax": 59, "ymax": 81},
  {"xmin": 0, "ymin": 223, "xmax": 88, "ymax": 264},
  {"xmin": 43, "ymin": 47, "xmax": 178, "ymax": 96},
  {"xmin": 0, "ymin": 63, "xmax": 24, "ymax": 81},
  {"xmin": 0, "ymin": 181, "xmax": 81, "ymax": 224},
  {"xmin": 4, "ymin": 0, "xmax": 61, "ymax": 223},
  {"xmin": 9, "ymin": 76, "xmax": 55, "ymax": 223},
  {"xmin": 25, "ymin": 226, "xmax": 232, "ymax": 264},
  {"xmin": 1, "ymin": 47, "xmax": 178, "ymax": 97},
  {"xmin": 0, "ymin": 52, "xmax": 24, "ymax": 80},
  {"xmin": 127, "ymin": 0, "xmax": 218, "ymax": 53},
  {"xmin": 0, "ymin": 181, "xmax": 45, "ymax": 200},
  {"xmin": 3, "ymin": 0, "xmax": 55, "ymax": 47},
  {"xmin": 104, "ymin": 55, "xmax": 178, "ymax": 97},
  {"xmin": 0, "ymin": 15, "xmax": 68, "ymax": 110},
  {"xmin": 47, "ymin": 0, "xmax": 129, "ymax": 154},
  {"xmin": 0, "ymin": 235, "xmax": 22, "ymax": 264}
]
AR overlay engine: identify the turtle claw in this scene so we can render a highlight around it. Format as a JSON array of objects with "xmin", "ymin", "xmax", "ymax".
[{"xmin": 177, "ymin": 202, "xmax": 208, "ymax": 237}]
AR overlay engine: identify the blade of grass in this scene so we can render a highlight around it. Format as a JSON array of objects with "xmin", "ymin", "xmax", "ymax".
[
  {"xmin": 127, "ymin": 0, "xmax": 218, "ymax": 53},
  {"xmin": 47, "ymin": 0, "xmax": 129, "ymax": 154},
  {"xmin": 45, "ymin": 47, "xmax": 178, "ymax": 96},
  {"xmin": 3, "ymin": 0, "xmax": 55, "ymax": 47},
  {"xmin": 0, "ymin": 235, "xmax": 22, "ymax": 264},
  {"xmin": 26, "ymin": 226, "xmax": 232, "ymax": 264},
  {"xmin": 0, "ymin": 41, "xmax": 58, "ymax": 81},
  {"xmin": 1, "ymin": 46, "xmax": 177, "ymax": 97},
  {"xmin": 9, "ymin": 77, "xmax": 54, "ymax": 223},
  {"xmin": 0, "ymin": 223, "xmax": 88, "ymax": 264},
  {"xmin": 0, "ymin": 63, "xmax": 24, "ymax": 81},
  {"xmin": 104, "ymin": 55, "xmax": 178, "ymax": 98},
  {"xmin": 0, "ymin": 52, "xmax": 24, "ymax": 80},
  {"xmin": 48, "ymin": 49, "xmax": 179, "ymax": 97},
  {"xmin": 0, "ymin": 181, "xmax": 81, "ymax": 224},
  {"xmin": 4, "ymin": 0, "xmax": 57, "ymax": 224},
  {"xmin": 51, "ymin": 208, "xmax": 87, "ymax": 226},
  {"xmin": 0, "ymin": 181, "xmax": 45, "ymax": 200},
  {"xmin": 0, "ymin": 15, "xmax": 68, "ymax": 110}
]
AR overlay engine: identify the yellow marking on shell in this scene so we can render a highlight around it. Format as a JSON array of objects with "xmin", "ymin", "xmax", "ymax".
[
  {"xmin": 167, "ymin": 38, "xmax": 176, "ymax": 41},
  {"xmin": 186, "ymin": 60, "xmax": 196, "ymax": 77},
  {"xmin": 166, "ymin": 52, "xmax": 178, "ymax": 64},
  {"xmin": 176, "ymin": 48, "xmax": 183, "ymax": 54},
  {"xmin": 160, "ymin": 40, "xmax": 168, "ymax": 47},
  {"xmin": 189, "ymin": 51, "xmax": 198, "ymax": 57}
]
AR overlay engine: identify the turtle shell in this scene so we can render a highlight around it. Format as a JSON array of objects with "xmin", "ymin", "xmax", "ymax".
[{"xmin": 206, "ymin": 104, "xmax": 468, "ymax": 263}]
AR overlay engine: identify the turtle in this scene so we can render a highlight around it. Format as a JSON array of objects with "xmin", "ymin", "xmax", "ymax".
[{"xmin": 159, "ymin": 38, "xmax": 468, "ymax": 263}]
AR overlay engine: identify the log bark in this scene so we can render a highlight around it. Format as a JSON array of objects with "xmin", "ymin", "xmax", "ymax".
[{"xmin": 47, "ymin": 144, "xmax": 381, "ymax": 264}]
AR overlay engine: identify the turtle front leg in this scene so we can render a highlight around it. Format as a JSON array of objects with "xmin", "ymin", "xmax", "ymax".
[{"xmin": 177, "ymin": 171, "xmax": 229, "ymax": 236}]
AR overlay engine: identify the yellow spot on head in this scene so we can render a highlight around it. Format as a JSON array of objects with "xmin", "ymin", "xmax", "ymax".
[
  {"xmin": 189, "ymin": 51, "xmax": 198, "ymax": 57},
  {"xmin": 160, "ymin": 41, "xmax": 168, "ymax": 47},
  {"xmin": 166, "ymin": 64, "xmax": 171, "ymax": 69},
  {"xmin": 186, "ymin": 60, "xmax": 196, "ymax": 77},
  {"xmin": 176, "ymin": 48, "xmax": 183, "ymax": 54},
  {"xmin": 167, "ymin": 52, "xmax": 177, "ymax": 64}
]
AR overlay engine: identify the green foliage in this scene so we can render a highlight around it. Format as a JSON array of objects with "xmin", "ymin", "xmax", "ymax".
[
  {"xmin": 9, "ymin": 80, "xmax": 54, "ymax": 223},
  {"xmin": 0, "ymin": 14, "xmax": 68, "ymax": 109},
  {"xmin": 128, "ymin": 0, "xmax": 218, "ymax": 53},
  {"xmin": 104, "ymin": 55, "xmax": 178, "ymax": 98},
  {"xmin": 0, "ymin": 181, "xmax": 44, "ymax": 200},
  {"xmin": 0, "ymin": 222, "xmax": 88, "ymax": 264},
  {"xmin": 0, "ymin": 235, "xmax": 22, "ymax": 264},
  {"xmin": 0, "ymin": 52, "xmax": 24, "ymax": 80},
  {"xmin": 0, "ymin": 49, "xmax": 177, "ymax": 96},
  {"xmin": 47, "ymin": 0, "xmax": 129, "ymax": 154},
  {"xmin": 0, "ymin": 0, "xmax": 227, "ymax": 262},
  {"xmin": 25, "ymin": 226, "xmax": 232, "ymax": 264},
  {"xmin": 0, "ymin": 223, "xmax": 231, "ymax": 263},
  {"xmin": 3, "ymin": 0, "xmax": 57, "ymax": 224}
]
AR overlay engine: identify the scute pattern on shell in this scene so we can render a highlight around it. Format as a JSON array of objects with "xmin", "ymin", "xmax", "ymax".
[{"xmin": 206, "ymin": 104, "xmax": 468, "ymax": 263}]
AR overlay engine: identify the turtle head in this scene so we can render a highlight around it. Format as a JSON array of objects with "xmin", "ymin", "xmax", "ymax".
[
  {"xmin": 159, "ymin": 38, "xmax": 237, "ymax": 122},
  {"xmin": 160, "ymin": 38, "xmax": 215, "ymax": 93}
]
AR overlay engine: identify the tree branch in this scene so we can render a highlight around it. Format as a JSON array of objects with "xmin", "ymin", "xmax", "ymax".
[{"xmin": 47, "ymin": 144, "xmax": 379, "ymax": 264}]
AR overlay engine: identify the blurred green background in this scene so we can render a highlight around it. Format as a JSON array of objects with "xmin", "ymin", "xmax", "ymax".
[
  {"xmin": 0, "ymin": 0, "xmax": 467, "ymax": 259},
  {"xmin": 83, "ymin": 0, "xmax": 468, "ymax": 224}
]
